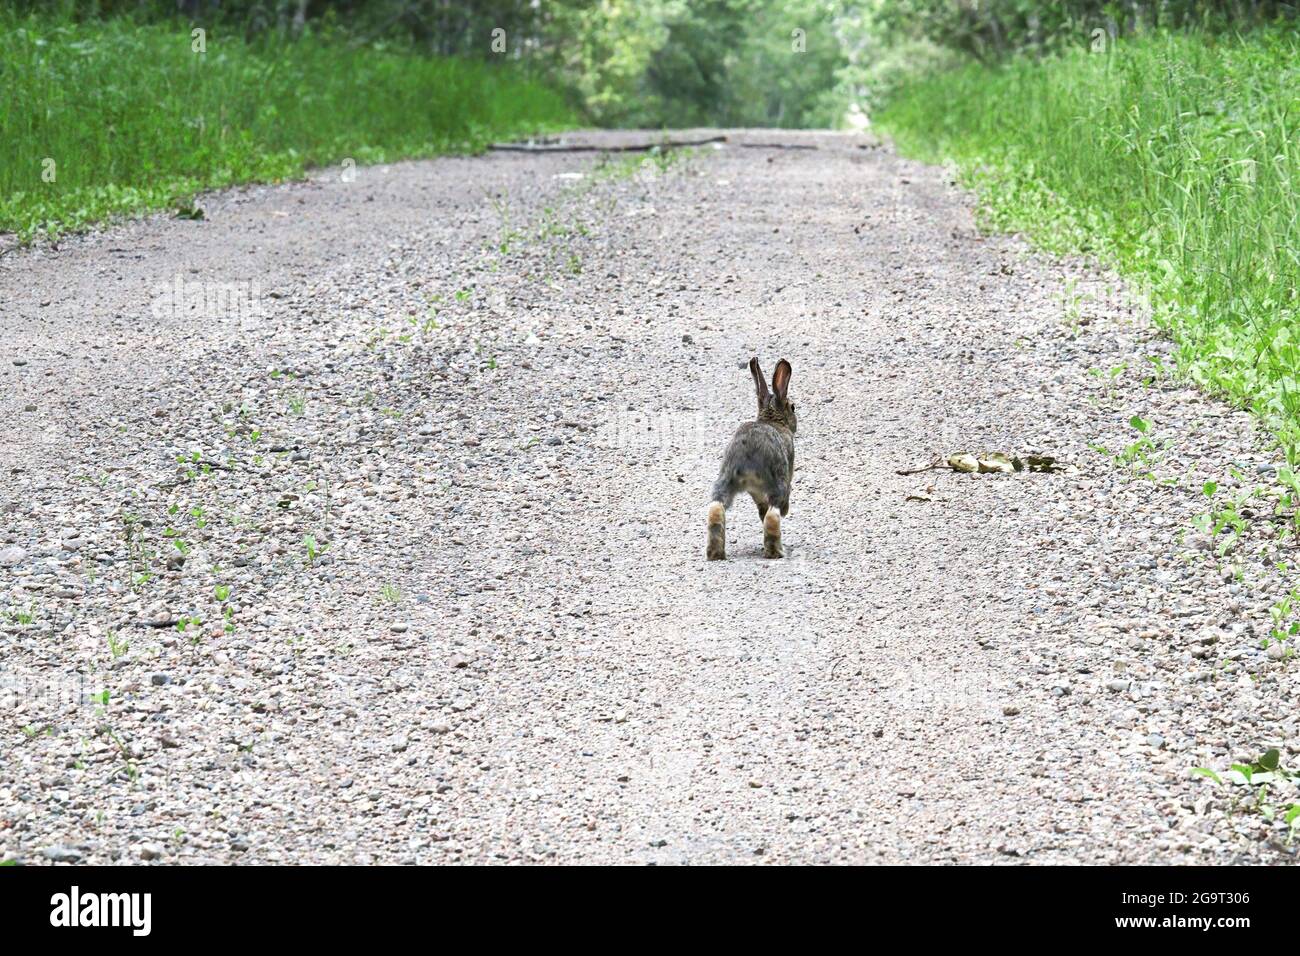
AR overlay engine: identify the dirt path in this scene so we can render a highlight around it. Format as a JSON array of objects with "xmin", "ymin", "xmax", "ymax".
[{"xmin": 1, "ymin": 130, "xmax": 1295, "ymax": 864}]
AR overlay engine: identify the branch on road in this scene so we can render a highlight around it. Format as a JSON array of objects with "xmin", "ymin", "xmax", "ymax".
[{"xmin": 489, "ymin": 135, "xmax": 727, "ymax": 154}]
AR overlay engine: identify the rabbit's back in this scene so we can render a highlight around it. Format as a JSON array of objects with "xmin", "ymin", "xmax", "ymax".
[{"xmin": 711, "ymin": 420, "xmax": 793, "ymax": 506}]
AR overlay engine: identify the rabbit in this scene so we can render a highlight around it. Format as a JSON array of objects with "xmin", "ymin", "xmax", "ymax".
[{"xmin": 706, "ymin": 357, "xmax": 796, "ymax": 560}]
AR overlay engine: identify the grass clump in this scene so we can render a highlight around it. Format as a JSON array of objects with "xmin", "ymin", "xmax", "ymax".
[
  {"xmin": 0, "ymin": 12, "xmax": 573, "ymax": 241},
  {"xmin": 876, "ymin": 28, "xmax": 1299, "ymax": 456}
]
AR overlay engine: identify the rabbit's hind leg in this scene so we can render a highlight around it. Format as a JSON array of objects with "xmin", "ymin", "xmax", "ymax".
[
  {"xmin": 762, "ymin": 507, "xmax": 784, "ymax": 559},
  {"xmin": 706, "ymin": 501, "xmax": 727, "ymax": 560},
  {"xmin": 707, "ymin": 473, "xmax": 742, "ymax": 562}
]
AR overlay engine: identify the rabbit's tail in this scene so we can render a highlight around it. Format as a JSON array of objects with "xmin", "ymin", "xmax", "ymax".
[{"xmin": 710, "ymin": 472, "xmax": 740, "ymax": 509}]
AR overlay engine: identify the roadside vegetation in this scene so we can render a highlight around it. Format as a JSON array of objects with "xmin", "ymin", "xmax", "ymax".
[
  {"xmin": 0, "ymin": 8, "xmax": 572, "ymax": 241},
  {"xmin": 876, "ymin": 26, "xmax": 1299, "ymax": 458}
]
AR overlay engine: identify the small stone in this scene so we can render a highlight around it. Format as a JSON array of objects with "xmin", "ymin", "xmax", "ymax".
[
  {"xmin": 1146, "ymin": 733, "xmax": 1166, "ymax": 749},
  {"xmin": 1002, "ymin": 704, "xmax": 1020, "ymax": 716},
  {"xmin": 150, "ymin": 673, "xmax": 172, "ymax": 686},
  {"xmin": 42, "ymin": 845, "xmax": 82, "ymax": 863},
  {"xmin": 1266, "ymin": 643, "xmax": 1287, "ymax": 661},
  {"xmin": 0, "ymin": 545, "xmax": 27, "ymax": 567},
  {"xmin": 390, "ymin": 623, "xmax": 408, "ymax": 634},
  {"xmin": 138, "ymin": 843, "xmax": 163, "ymax": 861}
]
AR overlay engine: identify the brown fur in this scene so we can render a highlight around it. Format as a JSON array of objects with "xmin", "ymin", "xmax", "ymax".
[
  {"xmin": 707, "ymin": 358, "xmax": 796, "ymax": 560},
  {"xmin": 706, "ymin": 501, "xmax": 727, "ymax": 560},
  {"xmin": 762, "ymin": 508, "xmax": 783, "ymax": 559}
]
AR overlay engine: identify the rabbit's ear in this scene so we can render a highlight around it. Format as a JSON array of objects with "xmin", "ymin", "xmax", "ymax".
[
  {"xmin": 749, "ymin": 357, "xmax": 770, "ymax": 407},
  {"xmin": 772, "ymin": 359, "xmax": 792, "ymax": 400}
]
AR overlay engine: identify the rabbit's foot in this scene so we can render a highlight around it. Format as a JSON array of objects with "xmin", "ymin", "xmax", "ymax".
[
  {"xmin": 706, "ymin": 501, "xmax": 726, "ymax": 560},
  {"xmin": 762, "ymin": 508, "xmax": 784, "ymax": 559}
]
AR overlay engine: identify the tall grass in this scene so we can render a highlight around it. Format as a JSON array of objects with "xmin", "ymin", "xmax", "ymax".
[
  {"xmin": 877, "ymin": 28, "xmax": 1300, "ymax": 456},
  {"xmin": 0, "ymin": 12, "xmax": 573, "ymax": 240}
]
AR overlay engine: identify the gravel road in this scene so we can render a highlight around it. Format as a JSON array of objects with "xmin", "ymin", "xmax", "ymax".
[{"xmin": 2, "ymin": 130, "xmax": 1296, "ymax": 864}]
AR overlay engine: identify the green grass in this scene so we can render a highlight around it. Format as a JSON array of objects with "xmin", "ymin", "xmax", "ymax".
[
  {"xmin": 877, "ymin": 28, "xmax": 1300, "ymax": 456},
  {"xmin": 0, "ymin": 13, "xmax": 574, "ymax": 241}
]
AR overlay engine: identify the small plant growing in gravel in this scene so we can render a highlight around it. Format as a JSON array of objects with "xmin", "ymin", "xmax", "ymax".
[
  {"xmin": 303, "ymin": 534, "xmax": 328, "ymax": 566},
  {"xmin": 1270, "ymin": 465, "xmax": 1300, "ymax": 534},
  {"xmin": 107, "ymin": 631, "xmax": 129, "ymax": 659},
  {"xmin": 215, "ymin": 583, "xmax": 236, "ymax": 634},
  {"xmin": 91, "ymin": 690, "xmax": 139, "ymax": 783},
  {"xmin": 1054, "ymin": 277, "xmax": 1092, "ymax": 335},
  {"xmin": 488, "ymin": 193, "xmax": 520, "ymax": 253},
  {"xmin": 122, "ymin": 510, "xmax": 156, "ymax": 589},
  {"xmin": 1092, "ymin": 415, "xmax": 1168, "ymax": 481},
  {"xmin": 163, "ymin": 530, "xmax": 190, "ymax": 560},
  {"xmin": 1087, "ymin": 363, "xmax": 1127, "ymax": 402},
  {"xmin": 1192, "ymin": 478, "xmax": 1254, "ymax": 556},
  {"xmin": 175, "ymin": 450, "xmax": 211, "ymax": 481},
  {"xmin": 1265, "ymin": 584, "xmax": 1300, "ymax": 651},
  {"xmin": 1193, "ymin": 749, "xmax": 1300, "ymax": 839},
  {"xmin": 1142, "ymin": 354, "xmax": 1170, "ymax": 387},
  {"xmin": 379, "ymin": 583, "xmax": 402, "ymax": 604},
  {"xmin": 8, "ymin": 603, "xmax": 37, "ymax": 626},
  {"xmin": 288, "ymin": 392, "xmax": 306, "ymax": 416}
]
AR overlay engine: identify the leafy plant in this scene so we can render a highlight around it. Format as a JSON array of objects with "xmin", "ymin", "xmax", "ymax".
[
  {"xmin": 1194, "ymin": 748, "xmax": 1300, "ymax": 839},
  {"xmin": 1091, "ymin": 416, "xmax": 1167, "ymax": 481},
  {"xmin": 107, "ymin": 631, "xmax": 129, "ymax": 660},
  {"xmin": 303, "ymin": 534, "xmax": 328, "ymax": 566}
]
